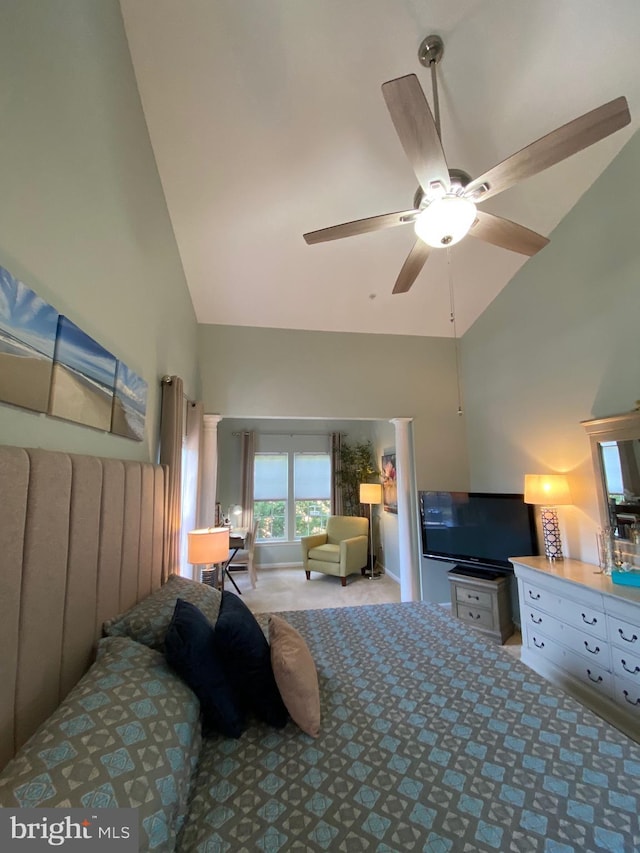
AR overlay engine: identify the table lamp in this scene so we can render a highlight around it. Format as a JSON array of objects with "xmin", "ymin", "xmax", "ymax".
[
  {"xmin": 360, "ymin": 483, "xmax": 383, "ymax": 579},
  {"xmin": 188, "ymin": 527, "xmax": 230, "ymax": 586},
  {"xmin": 524, "ymin": 474, "xmax": 572, "ymax": 561}
]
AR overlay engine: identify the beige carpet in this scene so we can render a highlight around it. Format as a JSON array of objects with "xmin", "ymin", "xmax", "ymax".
[
  {"xmin": 226, "ymin": 565, "xmax": 401, "ymax": 614},
  {"xmin": 227, "ymin": 564, "xmax": 522, "ymax": 655}
]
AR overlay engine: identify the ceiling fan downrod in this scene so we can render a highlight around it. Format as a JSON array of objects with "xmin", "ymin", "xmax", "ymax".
[{"xmin": 418, "ymin": 34, "xmax": 444, "ymax": 141}]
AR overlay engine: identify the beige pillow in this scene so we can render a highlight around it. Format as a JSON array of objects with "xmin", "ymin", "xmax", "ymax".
[{"xmin": 268, "ymin": 614, "xmax": 321, "ymax": 737}]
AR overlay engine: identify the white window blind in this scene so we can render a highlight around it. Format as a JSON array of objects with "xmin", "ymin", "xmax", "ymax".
[
  {"xmin": 254, "ymin": 453, "xmax": 288, "ymax": 499},
  {"xmin": 294, "ymin": 453, "xmax": 331, "ymax": 499}
]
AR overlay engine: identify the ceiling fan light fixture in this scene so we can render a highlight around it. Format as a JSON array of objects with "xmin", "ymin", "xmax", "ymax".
[{"xmin": 414, "ymin": 196, "xmax": 477, "ymax": 248}]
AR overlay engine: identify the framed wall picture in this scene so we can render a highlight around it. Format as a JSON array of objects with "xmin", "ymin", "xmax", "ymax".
[
  {"xmin": 382, "ymin": 452, "xmax": 397, "ymax": 514},
  {"xmin": 48, "ymin": 316, "xmax": 117, "ymax": 431},
  {"xmin": 111, "ymin": 361, "xmax": 148, "ymax": 441},
  {"xmin": 0, "ymin": 266, "xmax": 59, "ymax": 413}
]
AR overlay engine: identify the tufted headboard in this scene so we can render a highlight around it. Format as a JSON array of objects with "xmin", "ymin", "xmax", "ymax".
[{"xmin": 0, "ymin": 445, "xmax": 167, "ymax": 770}]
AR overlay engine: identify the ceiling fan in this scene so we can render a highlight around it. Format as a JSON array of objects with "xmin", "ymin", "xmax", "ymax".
[{"xmin": 303, "ymin": 34, "xmax": 631, "ymax": 295}]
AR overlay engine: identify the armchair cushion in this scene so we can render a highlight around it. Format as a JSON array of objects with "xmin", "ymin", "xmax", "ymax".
[{"xmin": 308, "ymin": 544, "xmax": 340, "ymax": 564}]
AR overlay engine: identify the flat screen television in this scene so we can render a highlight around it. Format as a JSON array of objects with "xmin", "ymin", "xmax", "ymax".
[{"xmin": 419, "ymin": 491, "xmax": 538, "ymax": 573}]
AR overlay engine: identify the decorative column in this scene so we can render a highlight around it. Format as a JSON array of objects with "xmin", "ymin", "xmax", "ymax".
[
  {"xmin": 391, "ymin": 417, "xmax": 421, "ymax": 602},
  {"xmin": 200, "ymin": 414, "xmax": 222, "ymax": 528}
]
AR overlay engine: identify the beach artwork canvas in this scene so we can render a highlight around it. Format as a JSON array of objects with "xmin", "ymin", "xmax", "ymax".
[
  {"xmin": 0, "ymin": 266, "xmax": 59, "ymax": 413},
  {"xmin": 111, "ymin": 361, "xmax": 147, "ymax": 441},
  {"xmin": 49, "ymin": 316, "xmax": 117, "ymax": 431}
]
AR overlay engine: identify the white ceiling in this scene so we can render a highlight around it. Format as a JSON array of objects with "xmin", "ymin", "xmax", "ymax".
[{"xmin": 120, "ymin": 0, "xmax": 640, "ymax": 337}]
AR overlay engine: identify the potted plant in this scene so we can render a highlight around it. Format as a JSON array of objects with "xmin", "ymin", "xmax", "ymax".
[{"xmin": 336, "ymin": 440, "xmax": 380, "ymax": 517}]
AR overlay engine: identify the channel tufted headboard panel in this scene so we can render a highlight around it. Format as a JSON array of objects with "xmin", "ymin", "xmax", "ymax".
[{"xmin": 0, "ymin": 445, "xmax": 167, "ymax": 770}]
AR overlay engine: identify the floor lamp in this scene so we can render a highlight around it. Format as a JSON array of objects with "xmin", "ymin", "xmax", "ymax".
[
  {"xmin": 360, "ymin": 483, "xmax": 382, "ymax": 579},
  {"xmin": 188, "ymin": 527, "xmax": 230, "ymax": 587}
]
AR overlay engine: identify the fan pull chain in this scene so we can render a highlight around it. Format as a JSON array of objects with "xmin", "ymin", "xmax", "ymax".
[{"xmin": 447, "ymin": 248, "xmax": 464, "ymax": 416}]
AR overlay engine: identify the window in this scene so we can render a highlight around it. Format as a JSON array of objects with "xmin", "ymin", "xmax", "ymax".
[
  {"xmin": 254, "ymin": 453, "xmax": 288, "ymax": 540},
  {"xmin": 254, "ymin": 450, "xmax": 331, "ymax": 542},
  {"xmin": 294, "ymin": 453, "xmax": 331, "ymax": 537}
]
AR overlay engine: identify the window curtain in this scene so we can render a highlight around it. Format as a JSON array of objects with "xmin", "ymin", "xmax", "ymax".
[
  {"xmin": 159, "ymin": 375, "xmax": 184, "ymax": 581},
  {"xmin": 181, "ymin": 401, "xmax": 204, "ymax": 578},
  {"xmin": 330, "ymin": 432, "xmax": 344, "ymax": 516},
  {"xmin": 240, "ymin": 430, "xmax": 255, "ymax": 532}
]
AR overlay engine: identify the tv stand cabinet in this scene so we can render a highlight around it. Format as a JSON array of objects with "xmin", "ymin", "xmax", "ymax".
[{"xmin": 448, "ymin": 567, "xmax": 514, "ymax": 644}]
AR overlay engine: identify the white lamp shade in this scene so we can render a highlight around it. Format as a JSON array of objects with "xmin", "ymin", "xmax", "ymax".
[
  {"xmin": 524, "ymin": 474, "xmax": 572, "ymax": 506},
  {"xmin": 414, "ymin": 196, "xmax": 477, "ymax": 248},
  {"xmin": 188, "ymin": 527, "xmax": 229, "ymax": 564},
  {"xmin": 360, "ymin": 483, "xmax": 382, "ymax": 505}
]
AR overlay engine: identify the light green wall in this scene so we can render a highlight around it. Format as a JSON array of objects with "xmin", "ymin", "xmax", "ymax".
[
  {"xmin": 0, "ymin": 0, "xmax": 199, "ymax": 461},
  {"xmin": 199, "ymin": 325, "xmax": 469, "ymax": 595},
  {"xmin": 462, "ymin": 128, "xmax": 640, "ymax": 569}
]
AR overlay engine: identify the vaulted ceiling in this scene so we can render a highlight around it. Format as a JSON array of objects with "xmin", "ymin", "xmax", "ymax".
[{"xmin": 120, "ymin": 0, "xmax": 640, "ymax": 337}]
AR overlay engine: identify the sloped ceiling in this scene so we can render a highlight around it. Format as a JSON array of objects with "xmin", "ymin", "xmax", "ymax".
[{"xmin": 120, "ymin": 0, "xmax": 640, "ymax": 337}]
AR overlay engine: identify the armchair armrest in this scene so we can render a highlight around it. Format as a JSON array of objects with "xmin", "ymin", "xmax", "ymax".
[
  {"xmin": 301, "ymin": 532, "xmax": 327, "ymax": 570},
  {"xmin": 339, "ymin": 535, "xmax": 369, "ymax": 574}
]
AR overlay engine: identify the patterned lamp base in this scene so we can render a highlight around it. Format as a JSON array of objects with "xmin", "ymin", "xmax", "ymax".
[{"xmin": 541, "ymin": 505, "xmax": 563, "ymax": 561}]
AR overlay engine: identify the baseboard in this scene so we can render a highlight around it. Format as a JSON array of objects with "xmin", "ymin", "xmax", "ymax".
[{"xmin": 254, "ymin": 562, "xmax": 304, "ymax": 571}]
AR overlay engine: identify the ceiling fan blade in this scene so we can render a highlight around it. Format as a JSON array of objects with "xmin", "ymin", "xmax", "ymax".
[
  {"xmin": 392, "ymin": 239, "xmax": 431, "ymax": 294},
  {"xmin": 303, "ymin": 209, "xmax": 416, "ymax": 245},
  {"xmin": 382, "ymin": 74, "xmax": 449, "ymax": 193},
  {"xmin": 465, "ymin": 96, "xmax": 631, "ymax": 203},
  {"xmin": 469, "ymin": 210, "xmax": 549, "ymax": 256}
]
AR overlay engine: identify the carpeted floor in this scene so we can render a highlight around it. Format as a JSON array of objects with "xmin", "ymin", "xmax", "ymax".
[
  {"xmin": 226, "ymin": 563, "xmax": 522, "ymax": 654},
  {"xmin": 226, "ymin": 564, "xmax": 401, "ymax": 613}
]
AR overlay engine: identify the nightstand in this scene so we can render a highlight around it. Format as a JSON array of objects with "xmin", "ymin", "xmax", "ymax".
[{"xmin": 448, "ymin": 567, "xmax": 514, "ymax": 644}]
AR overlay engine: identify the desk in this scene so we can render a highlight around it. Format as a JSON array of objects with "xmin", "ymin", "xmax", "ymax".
[{"xmin": 223, "ymin": 528, "xmax": 248, "ymax": 594}]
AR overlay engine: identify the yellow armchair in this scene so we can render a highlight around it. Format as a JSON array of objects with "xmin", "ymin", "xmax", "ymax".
[{"xmin": 301, "ymin": 515, "xmax": 369, "ymax": 587}]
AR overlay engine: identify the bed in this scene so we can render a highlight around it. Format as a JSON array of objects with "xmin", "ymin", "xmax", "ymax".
[{"xmin": 0, "ymin": 445, "xmax": 639, "ymax": 852}]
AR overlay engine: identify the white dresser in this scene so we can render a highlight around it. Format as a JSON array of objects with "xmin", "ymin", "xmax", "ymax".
[{"xmin": 512, "ymin": 556, "xmax": 640, "ymax": 741}]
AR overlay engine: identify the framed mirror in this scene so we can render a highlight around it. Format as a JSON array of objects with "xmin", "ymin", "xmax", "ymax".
[{"xmin": 582, "ymin": 411, "xmax": 640, "ymax": 566}]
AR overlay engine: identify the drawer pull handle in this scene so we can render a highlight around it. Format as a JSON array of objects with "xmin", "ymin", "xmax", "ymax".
[
  {"xmin": 468, "ymin": 594, "xmax": 480, "ymax": 601},
  {"xmin": 528, "ymin": 591, "xmax": 541, "ymax": 600},
  {"xmin": 622, "ymin": 659, "xmax": 640, "ymax": 675},
  {"xmin": 533, "ymin": 638, "xmax": 545, "ymax": 649},
  {"xmin": 468, "ymin": 612, "xmax": 481, "ymax": 620},
  {"xmin": 530, "ymin": 614, "xmax": 542, "ymax": 625},
  {"xmin": 618, "ymin": 629, "xmax": 639, "ymax": 644},
  {"xmin": 587, "ymin": 669, "xmax": 603, "ymax": 684},
  {"xmin": 623, "ymin": 690, "xmax": 640, "ymax": 707},
  {"xmin": 581, "ymin": 613, "xmax": 598, "ymax": 626},
  {"xmin": 583, "ymin": 641, "xmax": 601, "ymax": 655}
]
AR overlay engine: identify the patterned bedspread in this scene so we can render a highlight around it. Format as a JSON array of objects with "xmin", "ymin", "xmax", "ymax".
[{"xmin": 177, "ymin": 601, "xmax": 640, "ymax": 852}]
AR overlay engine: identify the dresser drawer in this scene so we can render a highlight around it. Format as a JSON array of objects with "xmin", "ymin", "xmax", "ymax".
[
  {"xmin": 455, "ymin": 585, "xmax": 493, "ymax": 609},
  {"xmin": 612, "ymin": 676, "xmax": 640, "ymax": 720},
  {"xmin": 454, "ymin": 603, "xmax": 495, "ymax": 632},
  {"xmin": 611, "ymin": 647, "xmax": 640, "ymax": 683},
  {"xmin": 608, "ymin": 614, "xmax": 640, "ymax": 652},
  {"xmin": 522, "ymin": 606, "xmax": 610, "ymax": 667},
  {"xmin": 560, "ymin": 599, "xmax": 607, "ymax": 641},
  {"xmin": 525, "ymin": 625, "xmax": 613, "ymax": 699},
  {"xmin": 521, "ymin": 581, "xmax": 558, "ymax": 613}
]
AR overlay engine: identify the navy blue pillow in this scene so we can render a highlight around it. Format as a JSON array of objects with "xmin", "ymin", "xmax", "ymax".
[
  {"xmin": 164, "ymin": 598, "xmax": 245, "ymax": 738},
  {"xmin": 213, "ymin": 591, "xmax": 288, "ymax": 728}
]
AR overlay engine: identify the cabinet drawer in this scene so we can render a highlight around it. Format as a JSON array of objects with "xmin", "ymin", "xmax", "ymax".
[
  {"xmin": 522, "ymin": 606, "xmax": 610, "ymax": 667},
  {"xmin": 455, "ymin": 585, "xmax": 493, "ymax": 609},
  {"xmin": 612, "ymin": 677, "xmax": 640, "ymax": 720},
  {"xmin": 608, "ymin": 614, "xmax": 640, "ymax": 651},
  {"xmin": 560, "ymin": 599, "xmax": 607, "ymax": 641},
  {"xmin": 521, "ymin": 581, "xmax": 558, "ymax": 612},
  {"xmin": 525, "ymin": 626, "xmax": 613, "ymax": 699},
  {"xmin": 611, "ymin": 647, "xmax": 640, "ymax": 683},
  {"xmin": 454, "ymin": 603, "xmax": 495, "ymax": 632}
]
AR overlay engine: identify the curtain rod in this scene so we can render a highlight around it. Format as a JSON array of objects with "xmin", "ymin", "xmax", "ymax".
[{"xmin": 232, "ymin": 431, "xmax": 347, "ymax": 437}]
